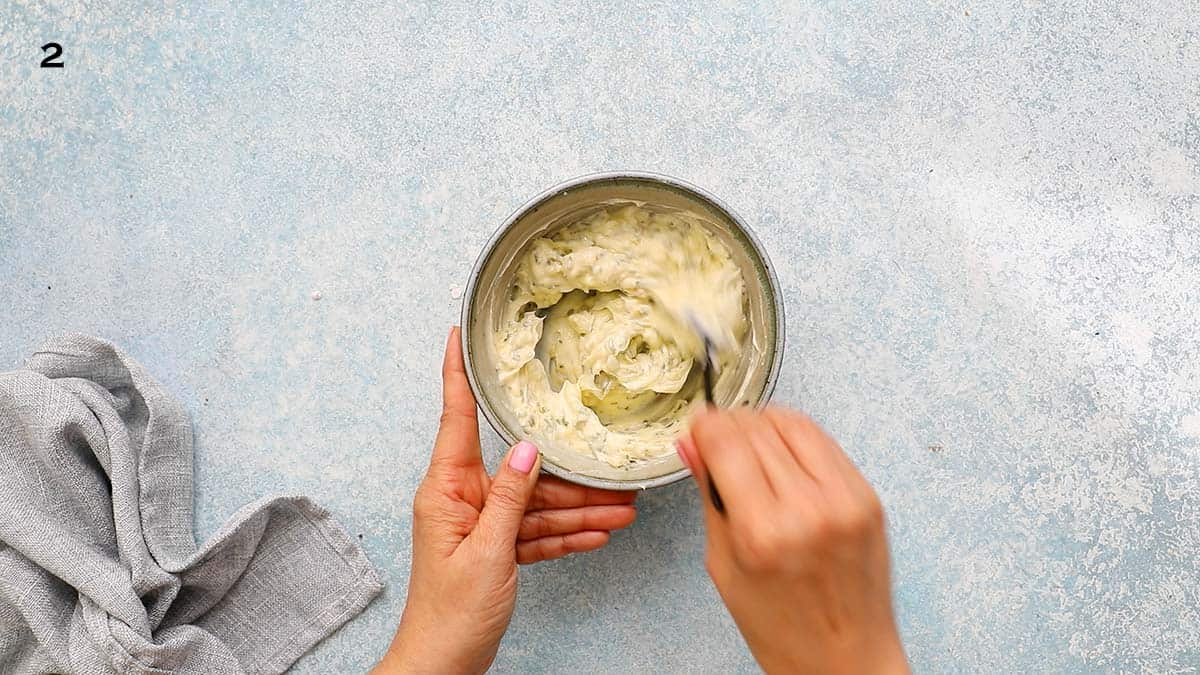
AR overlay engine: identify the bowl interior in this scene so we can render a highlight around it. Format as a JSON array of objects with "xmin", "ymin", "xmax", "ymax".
[{"xmin": 463, "ymin": 174, "xmax": 782, "ymax": 490}]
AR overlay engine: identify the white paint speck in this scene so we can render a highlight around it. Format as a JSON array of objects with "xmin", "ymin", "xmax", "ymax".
[
  {"xmin": 311, "ymin": 291, "xmax": 322, "ymax": 301},
  {"xmin": 1181, "ymin": 413, "xmax": 1200, "ymax": 439}
]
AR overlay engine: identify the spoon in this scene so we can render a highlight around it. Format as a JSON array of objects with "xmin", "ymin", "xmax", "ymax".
[{"xmin": 686, "ymin": 313, "xmax": 727, "ymax": 514}]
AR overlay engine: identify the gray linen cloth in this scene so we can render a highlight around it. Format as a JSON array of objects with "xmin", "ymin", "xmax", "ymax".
[{"xmin": 0, "ymin": 335, "xmax": 383, "ymax": 674}]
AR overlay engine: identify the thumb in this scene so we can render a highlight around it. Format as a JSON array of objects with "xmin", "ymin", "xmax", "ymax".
[{"xmin": 476, "ymin": 441, "xmax": 541, "ymax": 546}]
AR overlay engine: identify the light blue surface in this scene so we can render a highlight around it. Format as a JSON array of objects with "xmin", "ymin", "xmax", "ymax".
[{"xmin": 3, "ymin": 2, "xmax": 1199, "ymax": 672}]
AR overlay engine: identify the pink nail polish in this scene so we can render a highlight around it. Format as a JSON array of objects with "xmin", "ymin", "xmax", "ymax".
[
  {"xmin": 509, "ymin": 441, "xmax": 538, "ymax": 473},
  {"xmin": 675, "ymin": 441, "xmax": 693, "ymax": 471}
]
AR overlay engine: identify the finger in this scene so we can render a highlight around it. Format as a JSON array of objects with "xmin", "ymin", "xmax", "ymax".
[
  {"xmin": 517, "ymin": 531, "xmax": 610, "ymax": 564},
  {"xmin": 765, "ymin": 407, "xmax": 860, "ymax": 499},
  {"xmin": 518, "ymin": 505, "xmax": 637, "ymax": 540},
  {"xmin": 475, "ymin": 440, "xmax": 541, "ymax": 547},
  {"xmin": 678, "ymin": 431, "xmax": 738, "ymax": 571},
  {"xmin": 431, "ymin": 326, "xmax": 482, "ymax": 469},
  {"xmin": 676, "ymin": 433, "xmax": 700, "ymax": 476},
  {"xmin": 729, "ymin": 407, "xmax": 818, "ymax": 499},
  {"xmin": 678, "ymin": 432, "xmax": 727, "ymax": 530},
  {"xmin": 689, "ymin": 408, "xmax": 773, "ymax": 518},
  {"xmin": 677, "ymin": 433, "xmax": 715, "ymax": 509},
  {"xmin": 784, "ymin": 409, "xmax": 879, "ymax": 503},
  {"xmin": 768, "ymin": 403, "xmax": 854, "ymax": 482},
  {"xmin": 765, "ymin": 408, "xmax": 887, "ymax": 530},
  {"xmin": 530, "ymin": 475, "xmax": 638, "ymax": 510}
]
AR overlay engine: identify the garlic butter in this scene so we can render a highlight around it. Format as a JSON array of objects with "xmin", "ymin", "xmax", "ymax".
[{"xmin": 493, "ymin": 205, "xmax": 747, "ymax": 467}]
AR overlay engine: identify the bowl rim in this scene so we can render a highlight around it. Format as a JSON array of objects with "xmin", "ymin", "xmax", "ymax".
[{"xmin": 460, "ymin": 170, "xmax": 786, "ymax": 491}]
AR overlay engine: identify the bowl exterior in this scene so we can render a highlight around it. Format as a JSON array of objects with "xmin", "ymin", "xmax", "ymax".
[{"xmin": 461, "ymin": 171, "xmax": 785, "ymax": 491}]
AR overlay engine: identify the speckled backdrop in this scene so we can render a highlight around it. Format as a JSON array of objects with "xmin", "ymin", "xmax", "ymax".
[{"xmin": 2, "ymin": 1, "xmax": 1199, "ymax": 672}]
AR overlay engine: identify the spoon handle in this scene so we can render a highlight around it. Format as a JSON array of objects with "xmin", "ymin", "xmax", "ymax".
[
  {"xmin": 701, "ymin": 353, "xmax": 715, "ymax": 403},
  {"xmin": 696, "ymin": 335, "xmax": 726, "ymax": 514},
  {"xmin": 707, "ymin": 475, "xmax": 726, "ymax": 514}
]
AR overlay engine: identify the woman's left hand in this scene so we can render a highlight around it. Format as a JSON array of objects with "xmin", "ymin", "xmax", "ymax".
[{"xmin": 373, "ymin": 327, "xmax": 638, "ymax": 674}]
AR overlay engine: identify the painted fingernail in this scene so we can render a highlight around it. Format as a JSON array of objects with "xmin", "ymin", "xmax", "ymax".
[
  {"xmin": 509, "ymin": 441, "xmax": 538, "ymax": 473},
  {"xmin": 675, "ymin": 440, "xmax": 693, "ymax": 471}
]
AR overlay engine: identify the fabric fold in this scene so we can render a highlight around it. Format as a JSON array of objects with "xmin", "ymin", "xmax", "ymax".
[{"xmin": 0, "ymin": 334, "xmax": 383, "ymax": 674}]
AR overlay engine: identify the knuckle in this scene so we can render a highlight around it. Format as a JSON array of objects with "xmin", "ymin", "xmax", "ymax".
[
  {"xmin": 785, "ymin": 409, "xmax": 827, "ymax": 443},
  {"xmin": 438, "ymin": 408, "xmax": 467, "ymax": 429},
  {"xmin": 800, "ymin": 523, "xmax": 830, "ymax": 550},
  {"xmin": 844, "ymin": 496, "xmax": 885, "ymax": 533},
  {"xmin": 777, "ymin": 520, "xmax": 808, "ymax": 550},
  {"xmin": 522, "ymin": 511, "xmax": 549, "ymax": 538},
  {"xmin": 539, "ymin": 537, "xmax": 564, "ymax": 560},
  {"xmin": 865, "ymin": 492, "xmax": 886, "ymax": 523},
  {"xmin": 817, "ymin": 499, "xmax": 884, "ymax": 543},
  {"xmin": 770, "ymin": 404, "xmax": 803, "ymax": 424},
  {"xmin": 804, "ymin": 515, "xmax": 839, "ymax": 549},
  {"xmin": 488, "ymin": 481, "xmax": 524, "ymax": 511},
  {"xmin": 852, "ymin": 495, "xmax": 885, "ymax": 534},
  {"xmin": 733, "ymin": 526, "xmax": 785, "ymax": 572},
  {"xmin": 785, "ymin": 407, "xmax": 818, "ymax": 429}
]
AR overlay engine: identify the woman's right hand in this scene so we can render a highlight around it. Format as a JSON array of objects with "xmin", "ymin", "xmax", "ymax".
[{"xmin": 676, "ymin": 407, "xmax": 908, "ymax": 675}]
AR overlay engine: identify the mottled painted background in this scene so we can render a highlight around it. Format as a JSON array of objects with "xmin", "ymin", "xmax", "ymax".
[{"xmin": 2, "ymin": 1, "xmax": 1198, "ymax": 672}]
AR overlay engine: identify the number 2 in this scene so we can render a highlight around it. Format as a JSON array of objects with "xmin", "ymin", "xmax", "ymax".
[{"xmin": 41, "ymin": 43, "xmax": 63, "ymax": 68}]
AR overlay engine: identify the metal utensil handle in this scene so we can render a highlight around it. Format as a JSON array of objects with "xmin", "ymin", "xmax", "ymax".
[
  {"xmin": 701, "ymin": 354, "xmax": 715, "ymax": 404},
  {"xmin": 697, "ymin": 335, "xmax": 727, "ymax": 515}
]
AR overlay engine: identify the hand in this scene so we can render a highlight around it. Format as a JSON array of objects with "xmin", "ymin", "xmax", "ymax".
[
  {"xmin": 676, "ymin": 407, "xmax": 908, "ymax": 675},
  {"xmin": 373, "ymin": 327, "xmax": 638, "ymax": 674}
]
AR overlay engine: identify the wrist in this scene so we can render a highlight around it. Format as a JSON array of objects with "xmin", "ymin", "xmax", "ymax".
[
  {"xmin": 376, "ymin": 615, "xmax": 489, "ymax": 675},
  {"xmin": 756, "ymin": 627, "xmax": 908, "ymax": 675}
]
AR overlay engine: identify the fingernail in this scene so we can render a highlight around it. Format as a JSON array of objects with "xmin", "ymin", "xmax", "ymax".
[
  {"xmin": 675, "ymin": 441, "xmax": 693, "ymax": 471},
  {"xmin": 509, "ymin": 440, "xmax": 538, "ymax": 473}
]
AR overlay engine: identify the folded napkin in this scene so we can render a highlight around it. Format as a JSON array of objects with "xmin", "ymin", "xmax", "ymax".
[{"xmin": 0, "ymin": 335, "xmax": 383, "ymax": 674}]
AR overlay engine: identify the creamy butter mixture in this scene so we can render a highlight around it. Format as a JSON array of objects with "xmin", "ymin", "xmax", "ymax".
[{"xmin": 493, "ymin": 205, "xmax": 747, "ymax": 467}]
